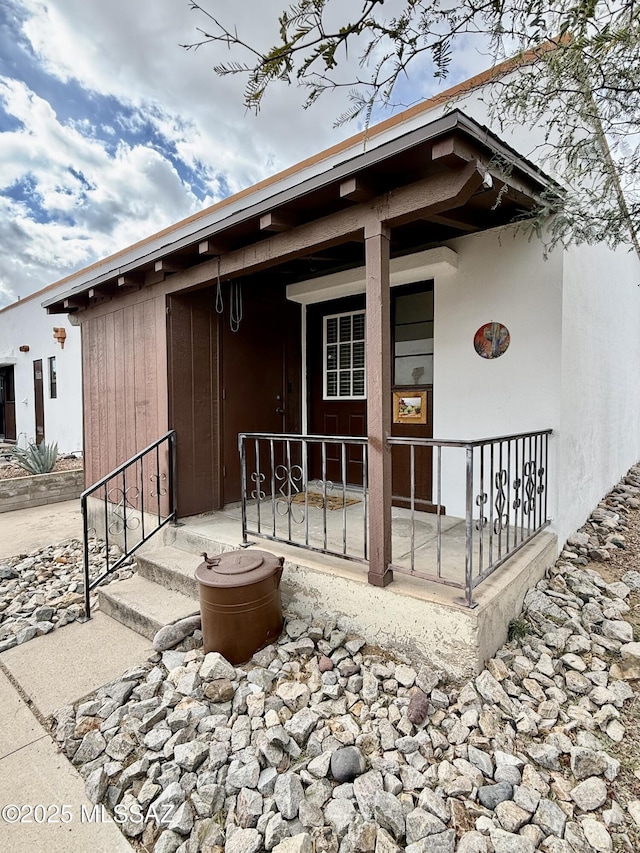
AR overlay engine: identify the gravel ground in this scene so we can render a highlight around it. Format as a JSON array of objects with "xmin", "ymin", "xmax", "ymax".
[
  {"xmin": 2, "ymin": 465, "xmax": 639, "ymax": 853},
  {"xmin": 0, "ymin": 539, "xmax": 135, "ymax": 652},
  {"xmin": 47, "ymin": 466, "xmax": 640, "ymax": 853},
  {"xmin": 0, "ymin": 455, "xmax": 83, "ymax": 480}
]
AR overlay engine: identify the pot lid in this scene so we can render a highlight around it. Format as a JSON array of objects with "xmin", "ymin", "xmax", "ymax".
[{"xmin": 195, "ymin": 549, "xmax": 283, "ymax": 587}]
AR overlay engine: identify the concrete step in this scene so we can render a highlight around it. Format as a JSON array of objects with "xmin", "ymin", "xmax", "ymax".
[
  {"xmin": 98, "ymin": 574, "xmax": 199, "ymax": 641},
  {"xmin": 136, "ymin": 544, "xmax": 201, "ymax": 600},
  {"xmin": 164, "ymin": 519, "xmax": 242, "ymax": 557}
]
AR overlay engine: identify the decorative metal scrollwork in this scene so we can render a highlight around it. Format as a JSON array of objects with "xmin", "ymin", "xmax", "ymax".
[
  {"xmin": 275, "ymin": 464, "xmax": 305, "ymax": 524},
  {"xmin": 537, "ymin": 466, "xmax": 546, "ymax": 496},
  {"xmin": 512, "ymin": 476, "xmax": 522, "ymax": 511},
  {"xmin": 250, "ymin": 471, "xmax": 266, "ymax": 501},
  {"xmin": 475, "ymin": 491, "xmax": 488, "ymax": 531},
  {"xmin": 493, "ymin": 469, "xmax": 509, "ymax": 533},
  {"xmin": 107, "ymin": 485, "xmax": 141, "ymax": 535},
  {"xmin": 309, "ymin": 478, "xmax": 335, "ymax": 495},
  {"xmin": 150, "ymin": 472, "xmax": 167, "ymax": 499},
  {"xmin": 523, "ymin": 460, "xmax": 537, "ymax": 515}
]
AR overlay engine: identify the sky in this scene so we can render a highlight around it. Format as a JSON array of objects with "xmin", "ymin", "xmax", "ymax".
[{"xmin": 0, "ymin": 0, "xmax": 491, "ymax": 309}]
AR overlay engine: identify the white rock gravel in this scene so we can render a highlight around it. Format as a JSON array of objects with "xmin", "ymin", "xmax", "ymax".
[
  {"xmin": 37, "ymin": 462, "xmax": 640, "ymax": 853},
  {"xmin": 0, "ymin": 538, "xmax": 135, "ymax": 651}
]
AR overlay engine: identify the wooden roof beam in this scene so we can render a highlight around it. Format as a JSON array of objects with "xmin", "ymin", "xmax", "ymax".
[
  {"xmin": 424, "ymin": 212, "xmax": 480, "ymax": 233},
  {"xmin": 340, "ymin": 177, "xmax": 375, "ymax": 203},
  {"xmin": 213, "ymin": 159, "xmax": 484, "ymax": 278},
  {"xmin": 63, "ymin": 294, "xmax": 88, "ymax": 310},
  {"xmin": 198, "ymin": 239, "xmax": 225, "ymax": 257},
  {"xmin": 433, "ymin": 135, "xmax": 543, "ymax": 207},
  {"xmin": 431, "ymin": 134, "xmax": 485, "ymax": 167},
  {"xmin": 88, "ymin": 282, "xmax": 117, "ymax": 300},
  {"xmin": 260, "ymin": 211, "xmax": 296, "ymax": 233},
  {"xmin": 46, "ymin": 160, "xmax": 487, "ymax": 311},
  {"xmin": 154, "ymin": 259, "xmax": 184, "ymax": 274},
  {"xmin": 117, "ymin": 273, "xmax": 144, "ymax": 289}
]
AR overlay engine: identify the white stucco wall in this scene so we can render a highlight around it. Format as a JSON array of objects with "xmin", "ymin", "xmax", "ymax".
[
  {"xmin": 432, "ymin": 225, "xmax": 564, "ymax": 523},
  {"xmin": 0, "ymin": 293, "xmax": 82, "ymax": 453},
  {"xmin": 431, "ymin": 226, "xmax": 640, "ymax": 547},
  {"xmin": 557, "ymin": 242, "xmax": 640, "ymax": 545}
]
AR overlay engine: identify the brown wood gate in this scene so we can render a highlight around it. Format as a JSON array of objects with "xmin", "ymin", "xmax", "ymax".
[{"xmin": 167, "ymin": 291, "xmax": 221, "ymax": 518}]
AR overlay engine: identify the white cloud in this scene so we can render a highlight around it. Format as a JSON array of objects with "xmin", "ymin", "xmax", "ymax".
[
  {"xmin": 0, "ymin": 0, "xmax": 490, "ymax": 308},
  {"xmin": 0, "ymin": 76, "xmax": 205, "ymax": 305},
  {"xmin": 18, "ymin": 0, "xmax": 356, "ymax": 180},
  {"xmin": 0, "ymin": 0, "xmax": 367, "ymax": 306}
]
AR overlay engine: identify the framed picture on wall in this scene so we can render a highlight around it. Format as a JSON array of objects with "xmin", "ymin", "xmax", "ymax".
[{"xmin": 393, "ymin": 389, "xmax": 427, "ymax": 425}]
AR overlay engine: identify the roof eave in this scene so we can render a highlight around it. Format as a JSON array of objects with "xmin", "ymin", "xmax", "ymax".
[{"xmin": 43, "ymin": 109, "xmax": 553, "ymax": 312}]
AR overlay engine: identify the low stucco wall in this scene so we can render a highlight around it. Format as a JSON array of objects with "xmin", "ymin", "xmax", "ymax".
[
  {"xmin": 283, "ymin": 532, "xmax": 557, "ymax": 681},
  {"xmin": 0, "ymin": 469, "xmax": 84, "ymax": 513}
]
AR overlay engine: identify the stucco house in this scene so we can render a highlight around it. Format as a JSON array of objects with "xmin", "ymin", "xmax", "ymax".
[
  {"xmin": 0, "ymin": 285, "xmax": 82, "ymax": 453},
  {"xmin": 41, "ymin": 61, "xmax": 640, "ymax": 674}
]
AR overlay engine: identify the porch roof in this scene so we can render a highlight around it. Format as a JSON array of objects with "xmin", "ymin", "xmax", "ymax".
[{"xmin": 44, "ymin": 108, "xmax": 554, "ymax": 315}]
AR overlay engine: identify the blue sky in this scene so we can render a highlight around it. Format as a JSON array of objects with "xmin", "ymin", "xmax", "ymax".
[{"xmin": 0, "ymin": 0, "xmax": 490, "ymax": 308}]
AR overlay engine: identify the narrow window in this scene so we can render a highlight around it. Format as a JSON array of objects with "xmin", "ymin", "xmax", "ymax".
[
  {"xmin": 323, "ymin": 310, "xmax": 366, "ymax": 400},
  {"xmin": 49, "ymin": 356, "xmax": 57, "ymax": 399},
  {"xmin": 392, "ymin": 282, "xmax": 434, "ymax": 386}
]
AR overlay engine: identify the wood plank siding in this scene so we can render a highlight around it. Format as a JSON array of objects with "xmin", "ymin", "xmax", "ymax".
[
  {"xmin": 167, "ymin": 292, "xmax": 221, "ymax": 517},
  {"xmin": 82, "ymin": 295, "xmax": 168, "ymax": 489}
]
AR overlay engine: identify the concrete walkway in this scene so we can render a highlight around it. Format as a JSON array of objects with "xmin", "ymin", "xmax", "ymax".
[
  {"xmin": 0, "ymin": 502, "xmax": 152, "ymax": 852},
  {"xmin": 0, "ymin": 499, "xmax": 83, "ymax": 559}
]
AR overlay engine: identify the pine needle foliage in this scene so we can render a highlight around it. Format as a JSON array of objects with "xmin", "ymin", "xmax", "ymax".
[{"xmin": 183, "ymin": 0, "xmax": 640, "ymax": 251}]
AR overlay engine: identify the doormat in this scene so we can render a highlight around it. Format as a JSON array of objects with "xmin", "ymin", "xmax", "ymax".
[{"xmin": 291, "ymin": 491, "xmax": 360, "ymax": 511}]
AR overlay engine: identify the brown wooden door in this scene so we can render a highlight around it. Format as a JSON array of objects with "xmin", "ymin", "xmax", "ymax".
[
  {"xmin": 33, "ymin": 360, "xmax": 45, "ymax": 445},
  {"xmin": 4, "ymin": 401, "xmax": 15, "ymax": 441},
  {"xmin": 167, "ymin": 292, "xmax": 221, "ymax": 518},
  {"xmin": 307, "ymin": 296, "xmax": 367, "ymax": 486},
  {"xmin": 390, "ymin": 282, "xmax": 435, "ymax": 510},
  {"xmin": 0, "ymin": 369, "xmax": 6, "ymax": 438},
  {"xmin": 221, "ymin": 284, "xmax": 301, "ymax": 504},
  {"xmin": 2, "ymin": 366, "xmax": 16, "ymax": 441},
  {"xmin": 307, "ymin": 284, "xmax": 436, "ymax": 508},
  {"xmin": 391, "ymin": 386, "xmax": 434, "ymax": 509}
]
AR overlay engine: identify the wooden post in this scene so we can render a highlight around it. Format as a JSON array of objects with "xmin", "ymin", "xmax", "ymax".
[{"xmin": 365, "ymin": 220, "xmax": 393, "ymax": 587}]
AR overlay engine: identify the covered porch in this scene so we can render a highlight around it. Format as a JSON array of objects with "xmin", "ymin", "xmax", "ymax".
[
  {"xmin": 154, "ymin": 493, "xmax": 557, "ymax": 679},
  {"xmin": 81, "ymin": 424, "xmax": 553, "ymax": 615},
  {"xmin": 46, "ymin": 107, "xmax": 560, "ymax": 661}
]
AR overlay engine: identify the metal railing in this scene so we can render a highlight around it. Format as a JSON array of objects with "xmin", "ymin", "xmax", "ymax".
[
  {"xmin": 388, "ymin": 429, "xmax": 552, "ymax": 606},
  {"xmin": 239, "ymin": 428, "xmax": 551, "ymax": 607},
  {"xmin": 82, "ymin": 430, "xmax": 177, "ymax": 617},
  {"xmin": 239, "ymin": 432, "xmax": 368, "ymax": 564}
]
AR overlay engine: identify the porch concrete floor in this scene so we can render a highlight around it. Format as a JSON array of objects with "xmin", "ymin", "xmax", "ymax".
[
  {"xmin": 175, "ymin": 495, "xmax": 539, "ymax": 593},
  {"xmin": 166, "ymin": 503, "xmax": 557, "ymax": 677}
]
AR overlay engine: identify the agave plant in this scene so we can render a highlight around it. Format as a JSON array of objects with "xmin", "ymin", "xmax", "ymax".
[{"xmin": 10, "ymin": 441, "xmax": 59, "ymax": 475}]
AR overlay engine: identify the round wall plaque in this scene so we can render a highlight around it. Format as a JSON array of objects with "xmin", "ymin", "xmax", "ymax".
[{"xmin": 474, "ymin": 322, "xmax": 510, "ymax": 359}]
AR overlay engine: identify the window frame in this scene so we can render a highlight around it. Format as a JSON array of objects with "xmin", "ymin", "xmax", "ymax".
[
  {"xmin": 48, "ymin": 356, "xmax": 57, "ymax": 399},
  {"xmin": 322, "ymin": 309, "xmax": 367, "ymax": 401},
  {"xmin": 391, "ymin": 280, "xmax": 434, "ymax": 388}
]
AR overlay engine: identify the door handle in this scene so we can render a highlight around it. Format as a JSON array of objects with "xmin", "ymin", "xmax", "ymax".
[{"xmin": 276, "ymin": 407, "xmax": 285, "ymax": 415}]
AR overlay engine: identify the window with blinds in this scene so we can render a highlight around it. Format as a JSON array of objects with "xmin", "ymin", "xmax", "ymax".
[{"xmin": 323, "ymin": 310, "xmax": 366, "ymax": 400}]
